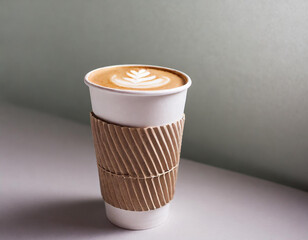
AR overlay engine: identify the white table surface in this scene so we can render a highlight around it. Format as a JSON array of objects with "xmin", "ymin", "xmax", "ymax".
[{"xmin": 0, "ymin": 102, "xmax": 307, "ymax": 240}]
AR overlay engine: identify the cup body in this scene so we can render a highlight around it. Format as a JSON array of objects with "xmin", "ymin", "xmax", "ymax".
[
  {"xmin": 88, "ymin": 86, "xmax": 188, "ymax": 127},
  {"xmin": 85, "ymin": 64, "xmax": 191, "ymax": 230},
  {"xmin": 105, "ymin": 203, "xmax": 170, "ymax": 230}
]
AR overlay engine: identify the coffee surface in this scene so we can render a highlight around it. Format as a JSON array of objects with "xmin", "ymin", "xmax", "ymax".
[{"xmin": 88, "ymin": 66, "xmax": 186, "ymax": 91}]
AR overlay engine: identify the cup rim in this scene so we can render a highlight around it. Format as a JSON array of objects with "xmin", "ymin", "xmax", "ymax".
[{"xmin": 84, "ymin": 64, "xmax": 192, "ymax": 96}]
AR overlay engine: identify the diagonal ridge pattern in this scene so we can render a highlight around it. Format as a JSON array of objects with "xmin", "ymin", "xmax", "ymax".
[{"xmin": 90, "ymin": 112, "xmax": 185, "ymax": 211}]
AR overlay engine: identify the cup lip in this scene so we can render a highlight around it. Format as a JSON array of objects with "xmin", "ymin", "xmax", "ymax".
[{"xmin": 84, "ymin": 64, "xmax": 192, "ymax": 96}]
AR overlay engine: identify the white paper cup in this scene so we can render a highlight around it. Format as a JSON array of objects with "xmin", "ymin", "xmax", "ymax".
[{"xmin": 84, "ymin": 64, "xmax": 191, "ymax": 230}]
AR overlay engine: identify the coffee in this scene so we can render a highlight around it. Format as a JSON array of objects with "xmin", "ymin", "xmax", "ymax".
[
  {"xmin": 85, "ymin": 64, "xmax": 191, "ymax": 229},
  {"xmin": 88, "ymin": 65, "xmax": 186, "ymax": 91}
]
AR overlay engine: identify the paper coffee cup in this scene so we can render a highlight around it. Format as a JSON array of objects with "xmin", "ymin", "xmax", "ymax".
[{"xmin": 84, "ymin": 64, "xmax": 191, "ymax": 229}]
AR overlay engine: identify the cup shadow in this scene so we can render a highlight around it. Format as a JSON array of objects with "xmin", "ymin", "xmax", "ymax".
[{"xmin": 0, "ymin": 198, "xmax": 127, "ymax": 239}]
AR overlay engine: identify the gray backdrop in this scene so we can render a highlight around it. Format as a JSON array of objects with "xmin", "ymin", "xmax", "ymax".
[{"xmin": 1, "ymin": 0, "xmax": 308, "ymax": 190}]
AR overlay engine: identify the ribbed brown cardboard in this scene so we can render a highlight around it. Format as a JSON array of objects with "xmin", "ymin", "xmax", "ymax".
[{"xmin": 90, "ymin": 112, "xmax": 185, "ymax": 211}]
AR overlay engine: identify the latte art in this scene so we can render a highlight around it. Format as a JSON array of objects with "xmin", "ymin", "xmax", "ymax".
[{"xmin": 111, "ymin": 69, "xmax": 170, "ymax": 89}]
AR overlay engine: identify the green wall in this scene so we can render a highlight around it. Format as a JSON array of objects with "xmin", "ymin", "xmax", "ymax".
[{"xmin": 1, "ymin": 0, "xmax": 308, "ymax": 190}]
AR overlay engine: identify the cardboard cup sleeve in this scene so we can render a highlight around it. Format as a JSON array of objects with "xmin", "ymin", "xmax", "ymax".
[{"xmin": 90, "ymin": 112, "xmax": 185, "ymax": 211}]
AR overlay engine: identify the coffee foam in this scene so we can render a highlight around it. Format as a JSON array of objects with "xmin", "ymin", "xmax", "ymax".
[
  {"xmin": 111, "ymin": 69, "xmax": 170, "ymax": 89},
  {"xmin": 88, "ymin": 66, "xmax": 186, "ymax": 91}
]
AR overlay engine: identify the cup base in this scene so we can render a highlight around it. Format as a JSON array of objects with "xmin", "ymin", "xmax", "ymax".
[{"xmin": 105, "ymin": 202, "xmax": 170, "ymax": 230}]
